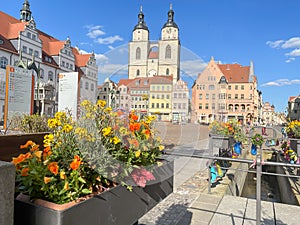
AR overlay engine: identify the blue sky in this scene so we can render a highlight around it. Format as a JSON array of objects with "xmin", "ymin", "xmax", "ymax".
[{"xmin": 3, "ymin": 0, "xmax": 300, "ymax": 112}]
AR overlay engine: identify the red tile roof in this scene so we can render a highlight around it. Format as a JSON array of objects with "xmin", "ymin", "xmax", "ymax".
[
  {"xmin": 0, "ymin": 10, "xmax": 91, "ymax": 68},
  {"xmin": 73, "ymin": 48, "xmax": 92, "ymax": 67},
  {"xmin": 148, "ymin": 51, "xmax": 158, "ymax": 59},
  {"xmin": 0, "ymin": 34, "xmax": 17, "ymax": 53},
  {"xmin": 218, "ymin": 63, "xmax": 250, "ymax": 83}
]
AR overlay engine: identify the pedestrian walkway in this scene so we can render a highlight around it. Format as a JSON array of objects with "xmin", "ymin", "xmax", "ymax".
[
  {"xmin": 139, "ymin": 167, "xmax": 300, "ymax": 225},
  {"xmin": 139, "ymin": 146, "xmax": 300, "ymax": 224}
]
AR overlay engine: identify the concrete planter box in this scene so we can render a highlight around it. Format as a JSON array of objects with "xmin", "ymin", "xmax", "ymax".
[
  {"xmin": 289, "ymin": 138, "xmax": 300, "ymax": 155},
  {"xmin": 209, "ymin": 134, "xmax": 235, "ymax": 155},
  {"xmin": 14, "ymin": 159, "xmax": 174, "ymax": 225}
]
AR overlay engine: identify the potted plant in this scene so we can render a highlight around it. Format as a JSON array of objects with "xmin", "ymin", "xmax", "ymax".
[
  {"xmin": 209, "ymin": 120, "xmax": 246, "ymax": 155},
  {"xmin": 286, "ymin": 120, "xmax": 300, "ymax": 155},
  {"xmin": 251, "ymin": 133, "xmax": 264, "ymax": 155},
  {"xmin": 12, "ymin": 100, "xmax": 173, "ymax": 225}
]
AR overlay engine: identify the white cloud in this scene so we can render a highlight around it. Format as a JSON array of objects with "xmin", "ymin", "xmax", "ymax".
[
  {"xmin": 267, "ymin": 37, "xmax": 300, "ymax": 62},
  {"xmin": 285, "ymin": 57, "xmax": 295, "ymax": 63},
  {"xmin": 281, "ymin": 37, "xmax": 300, "ymax": 49},
  {"xmin": 285, "ymin": 49, "xmax": 300, "ymax": 57},
  {"xmin": 85, "ymin": 25, "xmax": 105, "ymax": 39},
  {"xmin": 95, "ymin": 53, "xmax": 109, "ymax": 63},
  {"xmin": 266, "ymin": 40, "xmax": 284, "ymax": 48},
  {"xmin": 261, "ymin": 78, "xmax": 300, "ymax": 87},
  {"xmin": 96, "ymin": 35, "xmax": 123, "ymax": 45}
]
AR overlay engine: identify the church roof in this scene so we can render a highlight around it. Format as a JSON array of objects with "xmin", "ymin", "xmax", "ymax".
[
  {"xmin": 162, "ymin": 5, "xmax": 178, "ymax": 29},
  {"xmin": 133, "ymin": 6, "xmax": 148, "ymax": 31}
]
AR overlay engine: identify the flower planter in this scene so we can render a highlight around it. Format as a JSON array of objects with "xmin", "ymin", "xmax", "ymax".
[
  {"xmin": 289, "ymin": 138, "xmax": 300, "ymax": 156},
  {"xmin": 209, "ymin": 134, "xmax": 234, "ymax": 155},
  {"xmin": 14, "ymin": 159, "xmax": 174, "ymax": 225}
]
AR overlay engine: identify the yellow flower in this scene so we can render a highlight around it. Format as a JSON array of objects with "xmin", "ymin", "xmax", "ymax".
[
  {"xmin": 104, "ymin": 107, "xmax": 112, "ymax": 113},
  {"xmin": 159, "ymin": 145, "xmax": 165, "ymax": 151},
  {"xmin": 96, "ymin": 100, "xmax": 106, "ymax": 108},
  {"xmin": 43, "ymin": 134, "xmax": 54, "ymax": 147},
  {"xmin": 63, "ymin": 182, "xmax": 69, "ymax": 190},
  {"xmin": 47, "ymin": 118, "xmax": 59, "ymax": 129},
  {"xmin": 135, "ymin": 150, "xmax": 141, "ymax": 158},
  {"xmin": 102, "ymin": 127, "xmax": 112, "ymax": 136},
  {"xmin": 60, "ymin": 171, "xmax": 67, "ymax": 180},
  {"xmin": 62, "ymin": 124, "xmax": 73, "ymax": 133},
  {"xmin": 110, "ymin": 136, "xmax": 121, "ymax": 145}
]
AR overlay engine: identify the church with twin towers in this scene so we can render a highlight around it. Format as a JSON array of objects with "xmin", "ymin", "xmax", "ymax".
[{"xmin": 128, "ymin": 4, "xmax": 181, "ymax": 84}]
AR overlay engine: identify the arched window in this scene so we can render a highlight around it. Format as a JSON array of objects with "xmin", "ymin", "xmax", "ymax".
[
  {"xmin": 166, "ymin": 68, "xmax": 169, "ymax": 75},
  {"xmin": 136, "ymin": 47, "xmax": 141, "ymax": 60},
  {"xmin": 48, "ymin": 71, "xmax": 53, "ymax": 81},
  {"xmin": 136, "ymin": 69, "xmax": 140, "ymax": 76},
  {"xmin": 165, "ymin": 45, "xmax": 171, "ymax": 59}
]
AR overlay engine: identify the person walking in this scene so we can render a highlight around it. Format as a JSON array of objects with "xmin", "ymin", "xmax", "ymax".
[{"xmin": 262, "ymin": 121, "xmax": 267, "ymax": 136}]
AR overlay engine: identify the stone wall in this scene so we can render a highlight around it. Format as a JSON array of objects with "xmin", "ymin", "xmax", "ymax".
[
  {"xmin": 0, "ymin": 161, "xmax": 15, "ymax": 225},
  {"xmin": 276, "ymin": 155, "xmax": 299, "ymax": 205}
]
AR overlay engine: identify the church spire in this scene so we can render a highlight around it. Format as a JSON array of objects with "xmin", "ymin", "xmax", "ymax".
[
  {"xmin": 20, "ymin": 0, "xmax": 32, "ymax": 22},
  {"xmin": 163, "ymin": 3, "xmax": 178, "ymax": 29},
  {"xmin": 133, "ymin": 5, "xmax": 148, "ymax": 31}
]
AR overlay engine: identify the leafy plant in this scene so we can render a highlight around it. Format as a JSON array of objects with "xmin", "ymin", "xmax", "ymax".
[
  {"xmin": 251, "ymin": 133, "xmax": 264, "ymax": 146},
  {"xmin": 286, "ymin": 120, "xmax": 300, "ymax": 139},
  {"xmin": 209, "ymin": 120, "xmax": 247, "ymax": 143},
  {"xmin": 12, "ymin": 100, "xmax": 164, "ymax": 204}
]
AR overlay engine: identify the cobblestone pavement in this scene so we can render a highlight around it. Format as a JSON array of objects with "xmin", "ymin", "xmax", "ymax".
[{"xmin": 138, "ymin": 169, "xmax": 209, "ymax": 225}]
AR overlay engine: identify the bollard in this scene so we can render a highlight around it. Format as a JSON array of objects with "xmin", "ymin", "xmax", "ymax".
[{"xmin": 0, "ymin": 161, "xmax": 15, "ymax": 225}]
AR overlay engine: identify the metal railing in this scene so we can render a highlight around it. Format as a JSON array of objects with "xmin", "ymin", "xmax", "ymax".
[
  {"xmin": 166, "ymin": 126, "xmax": 299, "ymax": 225},
  {"xmin": 166, "ymin": 148, "xmax": 300, "ymax": 225}
]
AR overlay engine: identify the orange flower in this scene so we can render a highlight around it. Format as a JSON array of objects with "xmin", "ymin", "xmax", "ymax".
[
  {"xmin": 20, "ymin": 140, "xmax": 35, "ymax": 149},
  {"xmin": 21, "ymin": 167, "xmax": 29, "ymax": 176},
  {"xmin": 142, "ymin": 129, "xmax": 151, "ymax": 139},
  {"xmin": 44, "ymin": 177, "xmax": 52, "ymax": 184},
  {"xmin": 12, "ymin": 155, "xmax": 25, "ymax": 165},
  {"xmin": 48, "ymin": 162, "xmax": 59, "ymax": 175},
  {"xmin": 12, "ymin": 153, "xmax": 31, "ymax": 165},
  {"xmin": 43, "ymin": 146, "xmax": 52, "ymax": 159},
  {"xmin": 34, "ymin": 151, "xmax": 43, "ymax": 160},
  {"xmin": 30, "ymin": 144, "xmax": 39, "ymax": 152},
  {"xmin": 70, "ymin": 155, "xmax": 81, "ymax": 170},
  {"xmin": 129, "ymin": 122, "xmax": 141, "ymax": 132}
]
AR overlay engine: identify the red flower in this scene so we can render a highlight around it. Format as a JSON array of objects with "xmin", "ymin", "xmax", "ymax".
[{"xmin": 131, "ymin": 168, "xmax": 155, "ymax": 188}]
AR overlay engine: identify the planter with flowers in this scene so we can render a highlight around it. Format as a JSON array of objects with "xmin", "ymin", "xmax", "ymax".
[
  {"xmin": 251, "ymin": 133, "xmax": 264, "ymax": 155},
  {"xmin": 209, "ymin": 120, "xmax": 246, "ymax": 156},
  {"xmin": 286, "ymin": 120, "xmax": 300, "ymax": 155},
  {"xmin": 12, "ymin": 100, "xmax": 173, "ymax": 225}
]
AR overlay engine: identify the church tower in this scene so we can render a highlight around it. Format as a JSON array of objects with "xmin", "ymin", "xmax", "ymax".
[
  {"xmin": 158, "ymin": 4, "xmax": 180, "ymax": 83},
  {"xmin": 128, "ymin": 5, "xmax": 180, "ymax": 83},
  {"xmin": 20, "ymin": 0, "xmax": 32, "ymax": 22},
  {"xmin": 128, "ymin": 6, "xmax": 150, "ymax": 79}
]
